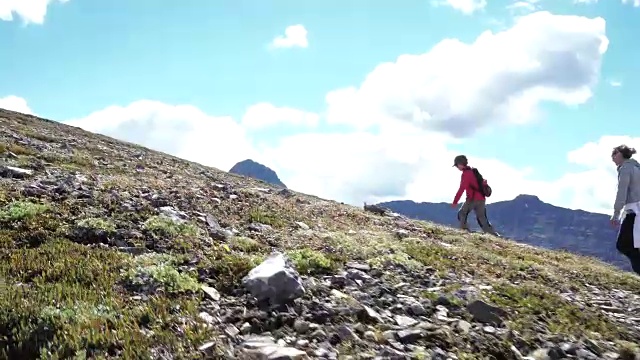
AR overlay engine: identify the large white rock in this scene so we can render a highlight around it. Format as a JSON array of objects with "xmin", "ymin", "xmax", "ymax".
[{"xmin": 242, "ymin": 252, "xmax": 305, "ymax": 304}]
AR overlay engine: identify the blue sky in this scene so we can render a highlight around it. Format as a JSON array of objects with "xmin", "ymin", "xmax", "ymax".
[{"xmin": 1, "ymin": 0, "xmax": 639, "ymax": 214}]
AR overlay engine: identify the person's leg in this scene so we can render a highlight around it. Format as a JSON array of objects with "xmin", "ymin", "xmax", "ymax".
[
  {"xmin": 616, "ymin": 212, "xmax": 640, "ymax": 275},
  {"xmin": 627, "ymin": 252, "xmax": 640, "ymax": 275},
  {"xmin": 473, "ymin": 200, "xmax": 499, "ymax": 236},
  {"xmin": 457, "ymin": 200, "xmax": 473, "ymax": 231}
]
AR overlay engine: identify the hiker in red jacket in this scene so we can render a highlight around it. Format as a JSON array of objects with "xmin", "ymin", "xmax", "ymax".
[{"xmin": 450, "ymin": 155, "xmax": 500, "ymax": 236}]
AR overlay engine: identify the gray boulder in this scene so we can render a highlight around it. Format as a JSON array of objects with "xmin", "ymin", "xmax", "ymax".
[{"xmin": 242, "ymin": 252, "xmax": 305, "ymax": 305}]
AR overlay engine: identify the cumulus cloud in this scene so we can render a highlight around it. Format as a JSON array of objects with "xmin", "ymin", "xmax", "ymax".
[
  {"xmin": 0, "ymin": 11, "xmax": 619, "ymax": 215},
  {"xmin": 269, "ymin": 25, "xmax": 308, "ymax": 49},
  {"xmin": 324, "ymin": 11, "xmax": 608, "ymax": 139},
  {"xmin": 558, "ymin": 136, "xmax": 640, "ymax": 215},
  {"xmin": 506, "ymin": 0, "xmax": 540, "ymax": 14},
  {"xmin": 260, "ymin": 130, "xmax": 455, "ymax": 204},
  {"xmin": 567, "ymin": 136, "xmax": 636, "ymax": 169},
  {"xmin": 576, "ymin": 0, "xmax": 640, "ymax": 5},
  {"xmin": 260, "ymin": 11, "xmax": 612, "ymax": 212},
  {"xmin": 0, "ymin": 95, "xmax": 34, "ymax": 114},
  {"xmin": 63, "ymin": 100, "xmax": 257, "ymax": 172},
  {"xmin": 434, "ymin": 0, "xmax": 487, "ymax": 14},
  {"xmin": 242, "ymin": 102, "xmax": 319, "ymax": 130},
  {"xmin": 0, "ymin": 0, "xmax": 68, "ymax": 25}
]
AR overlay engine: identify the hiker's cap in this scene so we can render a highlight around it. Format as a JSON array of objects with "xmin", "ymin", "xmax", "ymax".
[{"xmin": 453, "ymin": 155, "xmax": 468, "ymax": 167}]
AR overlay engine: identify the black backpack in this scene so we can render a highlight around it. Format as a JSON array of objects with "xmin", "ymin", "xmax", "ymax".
[{"xmin": 468, "ymin": 167, "xmax": 492, "ymax": 197}]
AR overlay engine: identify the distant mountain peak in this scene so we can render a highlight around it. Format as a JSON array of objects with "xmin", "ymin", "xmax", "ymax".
[
  {"xmin": 229, "ymin": 159, "xmax": 287, "ymax": 188},
  {"xmin": 513, "ymin": 194, "xmax": 542, "ymax": 202},
  {"xmin": 234, "ymin": 159, "xmax": 261, "ymax": 168}
]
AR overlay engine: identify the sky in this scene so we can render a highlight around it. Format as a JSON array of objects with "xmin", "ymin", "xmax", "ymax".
[{"xmin": 1, "ymin": 0, "xmax": 640, "ymax": 216}]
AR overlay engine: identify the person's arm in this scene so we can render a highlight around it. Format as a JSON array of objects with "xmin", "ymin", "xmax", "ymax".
[
  {"xmin": 453, "ymin": 171, "xmax": 469, "ymax": 205},
  {"xmin": 612, "ymin": 164, "xmax": 632, "ymax": 220}
]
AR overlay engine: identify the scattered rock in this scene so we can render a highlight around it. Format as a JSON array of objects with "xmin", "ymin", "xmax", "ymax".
[
  {"xmin": 0, "ymin": 165, "xmax": 33, "ymax": 179},
  {"xmin": 295, "ymin": 221, "xmax": 310, "ymax": 230},
  {"xmin": 240, "ymin": 335, "xmax": 309, "ymax": 359},
  {"xmin": 397, "ymin": 329, "xmax": 422, "ymax": 344},
  {"xmin": 346, "ymin": 262, "xmax": 370, "ymax": 272},
  {"xmin": 202, "ymin": 285, "xmax": 221, "ymax": 301},
  {"xmin": 394, "ymin": 315, "xmax": 418, "ymax": 328},
  {"xmin": 466, "ymin": 300, "xmax": 508, "ymax": 326},
  {"xmin": 242, "ymin": 252, "xmax": 305, "ymax": 305},
  {"xmin": 363, "ymin": 203, "xmax": 388, "ymax": 216}
]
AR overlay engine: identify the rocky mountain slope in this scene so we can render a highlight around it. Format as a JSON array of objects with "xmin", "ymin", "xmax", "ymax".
[
  {"xmin": 229, "ymin": 159, "xmax": 287, "ymax": 188},
  {"xmin": 0, "ymin": 107, "xmax": 639, "ymax": 359},
  {"xmin": 377, "ymin": 195, "xmax": 629, "ymax": 271}
]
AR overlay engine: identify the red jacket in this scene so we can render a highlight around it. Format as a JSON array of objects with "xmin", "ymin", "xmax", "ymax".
[{"xmin": 453, "ymin": 167, "xmax": 485, "ymax": 204}]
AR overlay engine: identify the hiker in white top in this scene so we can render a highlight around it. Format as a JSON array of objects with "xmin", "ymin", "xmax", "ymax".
[{"xmin": 610, "ymin": 144, "xmax": 640, "ymax": 275}]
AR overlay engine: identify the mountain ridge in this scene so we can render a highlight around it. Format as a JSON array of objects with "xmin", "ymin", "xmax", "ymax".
[{"xmin": 376, "ymin": 195, "xmax": 627, "ymax": 270}]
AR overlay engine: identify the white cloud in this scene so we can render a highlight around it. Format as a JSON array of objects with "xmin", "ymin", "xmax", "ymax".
[
  {"xmin": 576, "ymin": 0, "xmax": 640, "ymax": 5},
  {"xmin": 63, "ymin": 100, "xmax": 258, "ymax": 172},
  {"xmin": 622, "ymin": 0, "xmax": 640, "ymax": 7},
  {"xmin": 0, "ymin": 95, "xmax": 34, "ymax": 114},
  {"xmin": 269, "ymin": 24, "xmax": 308, "ymax": 49},
  {"xmin": 567, "ymin": 136, "xmax": 634, "ymax": 169},
  {"xmin": 0, "ymin": 12, "xmax": 619, "ymax": 216},
  {"xmin": 558, "ymin": 136, "xmax": 640, "ymax": 215},
  {"xmin": 323, "ymin": 11, "xmax": 608, "ymax": 139},
  {"xmin": 0, "ymin": 0, "xmax": 68, "ymax": 25},
  {"xmin": 242, "ymin": 102, "xmax": 319, "ymax": 130},
  {"xmin": 434, "ymin": 0, "xmax": 487, "ymax": 14},
  {"xmin": 609, "ymin": 80, "xmax": 622, "ymax": 87},
  {"xmin": 506, "ymin": 0, "xmax": 540, "ymax": 13},
  {"xmin": 260, "ymin": 130, "xmax": 455, "ymax": 204},
  {"xmin": 266, "ymin": 11, "xmax": 611, "ymax": 211}
]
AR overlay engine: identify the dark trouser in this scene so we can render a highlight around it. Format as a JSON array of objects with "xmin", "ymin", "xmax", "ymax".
[
  {"xmin": 617, "ymin": 212, "xmax": 640, "ymax": 275},
  {"xmin": 457, "ymin": 199, "xmax": 499, "ymax": 236}
]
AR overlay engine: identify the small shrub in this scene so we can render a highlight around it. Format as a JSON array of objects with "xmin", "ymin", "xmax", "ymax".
[
  {"xmin": 6, "ymin": 143, "xmax": 35, "ymax": 156},
  {"xmin": 248, "ymin": 207, "xmax": 284, "ymax": 227},
  {"xmin": 0, "ymin": 200, "xmax": 67, "ymax": 248},
  {"xmin": 123, "ymin": 253, "xmax": 200, "ymax": 294},
  {"xmin": 143, "ymin": 216, "xmax": 199, "ymax": 238},
  {"xmin": 197, "ymin": 247, "xmax": 265, "ymax": 293},
  {"xmin": 487, "ymin": 282, "xmax": 630, "ymax": 341},
  {"xmin": 71, "ymin": 217, "xmax": 117, "ymax": 245},
  {"xmin": 5, "ymin": 239, "xmax": 127, "ymax": 287},
  {"xmin": 70, "ymin": 151, "xmax": 94, "ymax": 167},
  {"xmin": 287, "ymin": 248, "xmax": 340, "ymax": 275},
  {"xmin": 403, "ymin": 240, "xmax": 459, "ymax": 273},
  {"xmin": 368, "ymin": 252, "xmax": 422, "ymax": 270},
  {"xmin": 24, "ymin": 131, "xmax": 57, "ymax": 143},
  {"xmin": 229, "ymin": 236, "xmax": 267, "ymax": 253},
  {"xmin": 0, "ymin": 201, "xmax": 50, "ymax": 222}
]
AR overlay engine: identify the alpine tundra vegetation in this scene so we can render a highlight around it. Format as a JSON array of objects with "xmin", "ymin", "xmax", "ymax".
[{"xmin": 0, "ymin": 108, "xmax": 639, "ymax": 359}]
